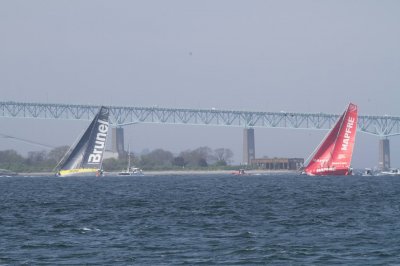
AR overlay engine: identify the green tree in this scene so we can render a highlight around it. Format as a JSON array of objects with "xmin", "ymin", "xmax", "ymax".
[
  {"xmin": 0, "ymin": 149, "xmax": 24, "ymax": 164},
  {"xmin": 214, "ymin": 148, "xmax": 234, "ymax": 165},
  {"xmin": 179, "ymin": 146, "xmax": 213, "ymax": 167},
  {"xmin": 0, "ymin": 150, "xmax": 25, "ymax": 172},
  {"xmin": 26, "ymin": 150, "xmax": 46, "ymax": 165},
  {"xmin": 140, "ymin": 149, "xmax": 174, "ymax": 169},
  {"xmin": 47, "ymin": 146, "xmax": 70, "ymax": 165},
  {"xmin": 172, "ymin": 156, "xmax": 186, "ymax": 167}
]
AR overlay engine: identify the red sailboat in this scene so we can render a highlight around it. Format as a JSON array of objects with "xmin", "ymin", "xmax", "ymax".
[{"xmin": 304, "ymin": 103, "xmax": 358, "ymax": 176}]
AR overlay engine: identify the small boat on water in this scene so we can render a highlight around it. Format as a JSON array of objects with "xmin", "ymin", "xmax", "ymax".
[
  {"xmin": 118, "ymin": 167, "xmax": 143, "ymax": 176},
  {"xmin": 55, "ymin": 106, "xmax": 110, "ymax": 177},
  {"xmin": 118, "ymin": 150, "xmax": 143, "ymax": 176},
  {"xmin": 362, "ymin": 168, "xmax": 374, "ymax": 176},
  {"xmin": 0, "ymin": 169, "xmax": 18, "ymax": 177},
  {"xmin": 303, "ymin": 103, "xmax": 358, "ymax": 176},
  {"xmin": 232, "ymin": 169, "xmax": 248, "ymax": 175},
  {"xmin": 377, "ymin": 168, "xmax": 400, "ymax": 176}
]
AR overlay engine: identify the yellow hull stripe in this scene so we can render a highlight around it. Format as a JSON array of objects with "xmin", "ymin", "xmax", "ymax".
[{"xmin": 58, "ymin": 168, "xmax": 99, "ymax": 176}]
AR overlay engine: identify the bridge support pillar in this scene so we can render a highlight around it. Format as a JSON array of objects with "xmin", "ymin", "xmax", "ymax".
[
  {"xmin": 112, "ymin": 127, "xmax": 125, "ymax": 157},
  {"xmin": 379, "ymin": 138, "xmax": 390, "ymax": 170},
  {"xmin": 243, "ymin": 128, "xmax": 255, "ymax": 165}
]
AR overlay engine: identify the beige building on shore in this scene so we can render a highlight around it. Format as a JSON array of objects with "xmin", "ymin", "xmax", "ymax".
[{"xmin": 251, "ymin": 158, "xmax": 304, "ymax": 171}]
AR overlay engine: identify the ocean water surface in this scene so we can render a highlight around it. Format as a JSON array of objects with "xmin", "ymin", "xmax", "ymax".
[{"xmin": 1, "ymin": 174, "xmax": 400, "ymax": 265}]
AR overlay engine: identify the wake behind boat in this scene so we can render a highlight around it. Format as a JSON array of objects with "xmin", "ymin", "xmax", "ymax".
[
  {"xmin": 303, "ymin": 103, "xmax": 358, "ymax": 176},
  {"xmin": 55, "ymin": 106, "xmax": 110, "ymax": 177}
]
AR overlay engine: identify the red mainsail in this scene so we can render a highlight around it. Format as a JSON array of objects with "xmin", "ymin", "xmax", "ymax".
[{"xmin": 304, "ymin": 103, "xmax": 358, "ymax": 176}]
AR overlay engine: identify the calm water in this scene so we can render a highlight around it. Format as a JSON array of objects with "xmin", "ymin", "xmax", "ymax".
[{"xmin": 1, "ymin": 174, "xmax": 400, "ymax": 265}]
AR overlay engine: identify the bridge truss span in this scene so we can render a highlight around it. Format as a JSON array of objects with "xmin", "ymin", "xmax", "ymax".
[{"xmin": 1, "ymin": 101, "xmax": 400, "ymax": 137}]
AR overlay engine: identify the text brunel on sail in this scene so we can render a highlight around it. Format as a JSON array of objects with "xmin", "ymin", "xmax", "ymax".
[{"xmin": 88, "ymin": 119, "xmax": 109, "ymax": 164}]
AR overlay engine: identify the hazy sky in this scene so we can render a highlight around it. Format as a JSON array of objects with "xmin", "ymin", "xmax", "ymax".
[{"xmin": 1, "ymin": 1, "xmax": 399, "ymax": 168}]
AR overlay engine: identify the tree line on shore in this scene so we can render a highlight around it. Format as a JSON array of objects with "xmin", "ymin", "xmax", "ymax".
[{"xmin": 0, "ymin": 146, "xmax": 236, "ymax": 173}]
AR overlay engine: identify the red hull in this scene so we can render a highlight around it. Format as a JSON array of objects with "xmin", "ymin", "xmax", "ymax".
[{"xmin": 306, "ymin": 168, "xmax": 351, "ymax": 176}]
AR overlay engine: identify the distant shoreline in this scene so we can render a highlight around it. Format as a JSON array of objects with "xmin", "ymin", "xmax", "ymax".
[
  {"xmin": 14, "ymin": 169, "xmax": 298, "ymax": 176},
  {"xmin": 139, "ymin": 169, "xmax": 297, "ymax": 176}
]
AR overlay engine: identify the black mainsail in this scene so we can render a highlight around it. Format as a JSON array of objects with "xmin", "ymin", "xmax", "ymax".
[{"xmin": 56, "ymin": 106, "xmax": 110, "ymax": 177}]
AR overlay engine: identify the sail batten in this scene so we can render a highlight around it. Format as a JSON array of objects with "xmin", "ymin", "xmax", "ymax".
[
  {"xmin": 56, "ymin": 106, "xmax": 110, "ymax": 177},
  {"xmin": 304, "ymin": 103, "xmax": 358, "ymax": 176}
]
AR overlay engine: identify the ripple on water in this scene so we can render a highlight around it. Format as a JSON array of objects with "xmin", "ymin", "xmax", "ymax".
[{"xmin": 2, "ymin": 174, "xmax": 400, "ymax": 264}]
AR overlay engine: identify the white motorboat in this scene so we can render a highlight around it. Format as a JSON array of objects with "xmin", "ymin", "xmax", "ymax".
[
  {"xmin": 377, "ymin": 168, "xmax": 400, "ymax": 176},
  {"xmin": 362, "ymin": 168, "xmax": 374, "ymax": 176}
]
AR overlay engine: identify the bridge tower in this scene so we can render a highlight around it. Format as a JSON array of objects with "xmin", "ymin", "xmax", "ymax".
[
  {"xmin": 379, "ymin": 138, "xmax": 390, "ymax": 170},
  {"xmin": 243, "ymin": 128, "xmax": 255, "ymax": 165},
  {"xmin": 112, "ymin": 127, "xmax": 125, "ymax": 156}
]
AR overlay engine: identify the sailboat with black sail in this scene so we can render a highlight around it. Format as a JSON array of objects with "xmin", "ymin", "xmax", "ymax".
[
  {"xmin": 303, "ymin": 103, "xmax": 358, "ymax": 176},
  {"xmin": 55, "ymin": 106, "xmax": 110, "ymax": 177}
]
